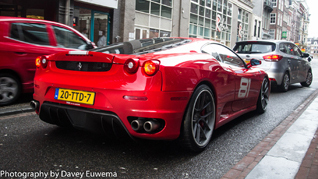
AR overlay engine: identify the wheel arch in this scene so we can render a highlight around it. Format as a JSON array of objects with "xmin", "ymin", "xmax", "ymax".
[
  {"xmin": 0, "ymin": 69, "xmax": 22, "ymax": 85},
  {"xmin": 179, "ymin": 80, "xmax": 217, "ymax": 134}
]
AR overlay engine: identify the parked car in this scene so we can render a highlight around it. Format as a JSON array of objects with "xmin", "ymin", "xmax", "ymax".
[
  {"xmin": 0, "ymin": 16, "xmax": 96, "ymax": 105},
  {"xmin": 233, "ymin": 40, "xmax": 312, "ymax": 92},
  {"xmin": 31, "ymin": 37, "xmax": 269, "ymax": 151}
]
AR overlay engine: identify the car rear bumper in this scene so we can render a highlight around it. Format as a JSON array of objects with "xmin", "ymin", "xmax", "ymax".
[
  {"xmin": 33, "ymin": 85, "xmax": 192, "ymax": 140},
  {"xmin": 266, "ymin": 71, "xmax": 284, "ymax": 86}
]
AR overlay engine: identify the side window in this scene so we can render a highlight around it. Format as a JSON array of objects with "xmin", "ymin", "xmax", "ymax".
[
  {"xmin": 202, "ymin": 43, "xmax": 245, "ymax": 67},
  {"xmin": 202, "ymin": 44, "xmax": 223, "ymax": 62},
  {"xmin": 285, "ymin": 43, "xmax": 293, "ymax": 55},
  {"xmin": 292, "ymin": 44, "xmax": 301, "ymax": 56},
  {"xmin": 10, "ymin": 23, "xmax": 50, "ymax": 45},
  {"xmin": 279, "ymin": 43, "xmax": 287, "ymax": 54},
  {"xmin": 52, "ymin": 26, "xmax": 87, "ymax": 50}
]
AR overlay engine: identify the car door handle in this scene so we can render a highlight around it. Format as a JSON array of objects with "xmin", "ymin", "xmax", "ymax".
[{"xmin": 246, "ymin": 55, "xmax": 250, "ymax": 58}]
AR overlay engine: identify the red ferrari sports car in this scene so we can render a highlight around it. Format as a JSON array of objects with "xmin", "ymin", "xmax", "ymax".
[{"xmin": 31, "ymin": 38, "xmax": 270, "ymax": 151}]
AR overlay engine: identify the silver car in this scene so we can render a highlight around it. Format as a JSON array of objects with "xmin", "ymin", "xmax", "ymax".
[{"xmin": 233, "ymin": 40, "xmax": 312, "ymax": 91}]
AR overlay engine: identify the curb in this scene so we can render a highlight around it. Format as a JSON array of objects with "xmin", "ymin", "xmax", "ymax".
[
  {"xmin": 221, "ymin": 89, "xmax": 318, "ymax": 179},
  {"xmin": 0, "ymin": 107, "xmax": 34, "ymax": 117}
]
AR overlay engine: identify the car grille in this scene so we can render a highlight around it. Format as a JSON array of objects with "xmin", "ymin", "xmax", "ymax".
[{"xmin": 55, "ymin": 61, "xmax": 112, "ymax": 72}]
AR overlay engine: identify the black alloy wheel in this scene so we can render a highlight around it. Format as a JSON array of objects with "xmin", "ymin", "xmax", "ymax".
[
  {"xmin": 301, "ymin": 70, "xmax": 313, "ymax": 87},
  {"xmin": 279, "ymin": 72, "xmax": 290, "ymax": 92},
  {"xmin": 180, "ymin": 85, "xmax": 215, "ymax": 152},
  {"xmin": 257, "ymin": 78, "xmax": 270, "ymax": 114}
]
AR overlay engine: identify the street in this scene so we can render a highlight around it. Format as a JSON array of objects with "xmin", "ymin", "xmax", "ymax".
[{"xmin": 1, "ymin": 59, "xmax": 318, "ymax": 179}]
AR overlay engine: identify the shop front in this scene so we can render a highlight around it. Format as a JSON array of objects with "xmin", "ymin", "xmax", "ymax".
[
  {"xmin": 0, "ymin": 0, "xmax": 117, "ymax": 46},
  {"xmin": 74, "ymin": 0, "xmax": 118, "ymax": 46}
]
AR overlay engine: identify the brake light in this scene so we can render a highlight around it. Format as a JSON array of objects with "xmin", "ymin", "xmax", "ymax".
[
  {"xmin": 143, "ymin": 60, "xmax": 160, "ymax": 76},
  {"xmin": 35, "ymin": 56, "xmax": 48, "ymax": 68},
  {"xmin": 263, "ymin": 55, "xmax": 283, "ymax": 62},
  {"xmin": 124, "ymin": 58, "xmax": 139, "ymax": 74}
]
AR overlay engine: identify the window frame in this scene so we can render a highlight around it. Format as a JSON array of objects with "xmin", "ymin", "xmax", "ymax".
[
  {"xmin": 272, "ymin": 0, "xmax": 277, "ymax": 7},
  {"xmin": 9, "ymin": 22, "xmax": 51, "ymax": 46},
  {"xmin": 270, "ymin": 13, "xmax": 276, "ymax": 24},
  {"xmin": 201, "ymin": 42, "xmax": 247, "ymax": 68}
]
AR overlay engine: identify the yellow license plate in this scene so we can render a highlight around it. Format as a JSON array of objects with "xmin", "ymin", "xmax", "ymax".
[{"xmin": 54, "ymin": 88, "xmax": 95, "ymax": 105}]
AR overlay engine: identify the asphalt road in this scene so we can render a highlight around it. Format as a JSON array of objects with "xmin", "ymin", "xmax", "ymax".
[{"xmin": 0, "ymin": 58, "xmax": 317, "ymax": 179}]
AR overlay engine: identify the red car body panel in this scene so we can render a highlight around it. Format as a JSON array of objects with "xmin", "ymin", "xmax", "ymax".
[
  {"xmin": 0, "ymin": 17, "xmax": 95, "ymax": 94},
  {"xmin": 33, "ymin": 38, "xmax": 268, "ymax": 140}
]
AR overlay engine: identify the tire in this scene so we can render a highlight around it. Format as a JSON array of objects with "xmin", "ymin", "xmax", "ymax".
[
  {"xmin": 256, "ymin": 78, "xmax": 270, "ymax": 114},
  {"xmin": 278, "ymin": 72, "xmax": 290, "ymax": 92},
  {"xmin": 0, "ymin": 73, "xmax": 22, "ymax": 106},
  {"xmin": 179, "ymin": 84, "xmax": 215, "ymax": 152},
  {"xmin": 301, "ymin": 70, "xmax": 312, "ymax": 87}
]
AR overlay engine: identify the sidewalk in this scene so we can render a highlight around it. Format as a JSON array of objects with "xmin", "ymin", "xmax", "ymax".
[{"xmin": 222, "ymin": 89, "xmax": 318, "ymax": 179}]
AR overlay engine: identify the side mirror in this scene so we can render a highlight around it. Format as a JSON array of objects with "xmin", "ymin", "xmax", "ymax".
[
  {"xmin": 246, "ymin": 59, "xmax": 261, "ymax": 68},
  {"xmin": 301, "ymin": 52, "xmax": 309, "ymax": 58},
  {"xmin": 85, "ymin": 42, "xmax": 94, "ymax": 50},
  {"xmin": 308, "ymin": 56, "xmax": 312, "ymax": 62},
  {"xmin": 249, "ymin": 59, "xmax": 261, "ymax": 66}
]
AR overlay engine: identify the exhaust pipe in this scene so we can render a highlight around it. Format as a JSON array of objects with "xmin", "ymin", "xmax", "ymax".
[
  {"xmin": 30, "ymin": 100, "xmax": 39, "ymax": 111},
  {"xmin": 143, "ymin": 120, "xmax": 160, "ymax": 133},
  {"xmin": 131, "ymin": 119, "xmax": 144, "ymax": 131}
]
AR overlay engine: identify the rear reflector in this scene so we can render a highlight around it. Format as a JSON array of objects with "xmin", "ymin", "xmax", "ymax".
[
  {"xmin": 263, "ymin": 55, "xmax": 283, "ymax": 62},
  {"xmin": 123, "ymin": 96, "xmax": 148, "ymax": 101}
]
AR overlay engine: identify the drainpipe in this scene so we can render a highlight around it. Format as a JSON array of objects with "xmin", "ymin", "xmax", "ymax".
[{"xmin": 65, "ymin": 0, "xmax": 70, "ymax": 26}]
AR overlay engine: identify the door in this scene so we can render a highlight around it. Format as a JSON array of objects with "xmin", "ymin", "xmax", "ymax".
[
  {"xmin": 202, "ymin": 43, "xmax": 258, "ymax": 112},
  {"xmin": 214, "ymin": 45, "xmax": 259, "ymax": 111},
  {"xmin": 3, "ymin": 22, "xmax": 56, "ymax": 91},
  {"xmin": 293, "ymin": 45, "xmax": 307, "ymax": 82},
  {"xmin": 284, "ymin": 43, "xmax": 299, "ymax": 83},
  {"xmin": 93, "ymin": 12, "xmax": 109, "ymax": 47}
]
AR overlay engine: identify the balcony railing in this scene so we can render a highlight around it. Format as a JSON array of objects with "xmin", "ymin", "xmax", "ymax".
[{"xmin": 264, "ymin": 0, "xmax": 273, "ymax": 12}]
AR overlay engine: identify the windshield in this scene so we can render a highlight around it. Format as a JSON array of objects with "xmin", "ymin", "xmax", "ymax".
[{"xmin": 234, "ymin": 42, "xmax": 276, "ymax": 54}]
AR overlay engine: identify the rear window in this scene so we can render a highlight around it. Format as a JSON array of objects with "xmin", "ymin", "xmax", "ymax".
[{"xmin": 234, "ymin": 42, "xmax": 276, "ymax": 54}]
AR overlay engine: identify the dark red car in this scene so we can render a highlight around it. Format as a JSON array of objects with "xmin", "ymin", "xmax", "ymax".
[
  {"xmin": 0, "ymin": 16, "xmax": 96, "ymax": 105},
  {"xmin": 32, "ymin": 38, "xmax": 270, "ymax": 151}
]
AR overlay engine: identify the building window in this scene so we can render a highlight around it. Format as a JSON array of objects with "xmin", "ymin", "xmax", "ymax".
[
  {"xmin": 272, "ymin": 0, "xmax": 277, "ymax": 7},
  {"xmin": 189, "ymin": 0, "xmax": 232, "ymax": 45},
  {"xmin": 258, "ymin": 21, "xmax": 261, "ymax": 38},
  {"xmin": 270, "ymin": 13, "xmax": 276, "ymax": 24},
  {"xmin": 263, "ymin": 12, "xmax": 270, "ymax": 30},
  {"xmin": 136, "ymin": 0, "xmax": 150, "ymax": 13},
  {"xmin": 238, "ymin": 9, "xmax": 242, "ymax": 21},
  {"xmin": 135, "ymin": 0, "xmax": 172, "ymax": 19},
  {"xmin": 269, "ymin": 29, "xmax": 275, "ymax": 39},
  {"xmin": 254, "ymin": 20, "xmax": 257, "ymax": 37},
  {"xmin": 237, "ymin": 9, "xmax": 249, "ymax": 41}
]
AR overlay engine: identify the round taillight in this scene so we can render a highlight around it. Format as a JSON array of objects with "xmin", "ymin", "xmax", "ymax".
[
  {"xmin": 35, "ymin": 56, "xmax": 48, "ymax": 68},
  {"xmin": 143, "ymin": 60, "xmax": 159, "ymax": 76},
  {"xmin": 41, "ymin": 58, "xmax": 47, "ymax": 68},
  {"xmin": 35, "ymin": 56, "xmax": 41, "ymax": 68},
  {"xmin": 124, "ymin": 59, "xmax": 139, "ymax": 74}
]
